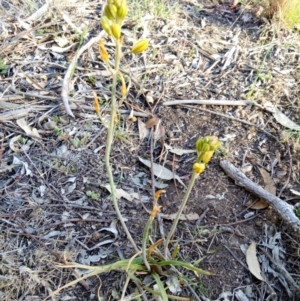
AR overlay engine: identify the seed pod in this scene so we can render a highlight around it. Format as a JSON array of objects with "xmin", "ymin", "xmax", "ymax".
[
  {"xmin": 131, "ymin": 38, "xmax": 149, "ymax": 54},
  {"xmin": 101, "ymin": 16, "xmax": 112, "ymax": 35},
  {"xmin": 193, "ymin": 162, "xmax": 205, "ymax": 174},
  {"xmin": 110, "ymin": 23, "xmax": 121, "ymax": 39}
]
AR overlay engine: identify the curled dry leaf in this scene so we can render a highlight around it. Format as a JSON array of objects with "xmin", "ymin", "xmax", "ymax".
[
  {"xmin": 153, "ymin": 124, "xmax": 165, "ymax": 143},
  {"xmin": 138, "ymin": 156, "xmax": 186, "ymax": 187},
  {"xmin": 138, "ymin": 118, "xmax": 149, "ymax": 140},
  {"xmin": 127, "ymin": 110, "xmax": 137, "ymax": 122},
  {"xmin": 89, "ymin": 220, "xmax": 119, "ymax": 251},
  {"xmin": 9, "ymin": 135, "xmax": 22, "ymax": 152},
  {"xmin": 103, "ymin": 183, "xmax": 138, "ymax": 202},
  {"xmin": 50, "ymin": 43, "xmax": 77, "ymax": 53},
  {"xmin": 16, "ymin": 118, "xmax": 41, "ymax": 140},
  {"xmin": 145, "ymin": 90, "xmax": 154, "ymax": 104},
  {"xmin": 263, "ymin": 101, "xmax": 300, "ymax": 131},
  {"xmin": 246, "ymin": 242, "xmax": 265, "ymax": 282},
  {"xmin": 164, "ymin": 143, "xmax": 196, "ymax": 156}
]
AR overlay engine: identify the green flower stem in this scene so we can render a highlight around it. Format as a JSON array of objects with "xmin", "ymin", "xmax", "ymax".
[
  {"xmin": 164, "ymin": 170, "xmax": 199, "ymax": 258},
  {"xmin": 105, "ymin": 39, "xmax": 139, "ymax": 253},
  {"xmin": 142, "ymin": 214, "xmax": 154, "ymax": 271}
]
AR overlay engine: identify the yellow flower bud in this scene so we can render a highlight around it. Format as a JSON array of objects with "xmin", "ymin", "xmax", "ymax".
[
  {"xmin": 200, "ymin": 151, "xmax": 214, "ymax": 164},
  {"xmin": 110, "ymin": 23, "xmax": 121, "ymax": 39},
  {"xmin": 116, "ymin": 1, "xmax": 128, "ymax": 22},
  {"xmin": 196, "ymin": 139, "xmax": 203, "ymax": 152},
  {"xmin": 99, "ymin": 40, "xmax": 109, "ymax": 63},
  {"xmin": 131, "ymin": 38, "xmax": 149, "ymax": 54},
  {"xmin": 104, "ymin": 4, "xmax": 117, "ymax": 20},
  {"xmin": 201, "ymin": 143, "xmax": 210, "ymax": 152},
  {"xmin": 193, "ymin": 163, "xmax": 205, "ymax": 174},
  {"xmin": 101, "ymin": 16, "xmax": 112, "ymax": 35}
]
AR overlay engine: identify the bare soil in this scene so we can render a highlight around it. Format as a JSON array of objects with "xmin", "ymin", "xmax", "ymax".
[{"xmin": 0, "ymin": 0, "xmax": 300, "ymax": 300}]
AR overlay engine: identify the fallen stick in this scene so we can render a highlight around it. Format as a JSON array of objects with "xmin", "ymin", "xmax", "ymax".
[
  {"xmin": 163, "ymin": 99, "xmax": 256, "ymax": 106},
  {"xmin": 220, "ymin": 160, "xmax": 300, "ymax": 232}
]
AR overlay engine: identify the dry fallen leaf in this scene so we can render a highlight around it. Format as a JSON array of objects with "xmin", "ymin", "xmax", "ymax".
[
  {"xmin": 103, "ymin": 184, "xmax": 138, "ymax": 202},
  {"xmin": 138, "ymin": 118, "xmax": 149, "ymax": 140},
  {"xmin": 246, "ymin": 242, "xmax": 265, "ymax": 282},
  {"xmin": 249, "ymin": 199, "xmax": 269, "ymax": 210},
  {"xmin": 138, "ymin": 157, "xmax": 186, "ymax": 187},
  {"xmin": 145, "ymin": 117, "xmax": 161, "ymax": 128},
  {"xmin": 152, "ymin": 124, "xmax": 165, "ymax": 143},
  {"xmin": 264, "ymin": 101, "xmax": 300, "ymax": 131},
  {"xmin": 249, "ymin": 168, "xmax": 276, "ymax": 209},
  {"xmin": 259, "ymin": 168, "xmax": 276, "ymax": 195}
]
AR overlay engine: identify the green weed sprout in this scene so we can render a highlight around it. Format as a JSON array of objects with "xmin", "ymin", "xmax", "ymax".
[
  {"xmin": 164, "ymin": 136, "xmax": 220, "ymax": 258},
  {"xmin": 96, "ymin": 0, "xmax": 149, "ymax": 252}
]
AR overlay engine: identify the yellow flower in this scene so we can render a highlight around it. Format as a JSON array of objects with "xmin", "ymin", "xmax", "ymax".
[{"xmin": 193, "ymin": 163, "xmax": 205, "ymax": 174}]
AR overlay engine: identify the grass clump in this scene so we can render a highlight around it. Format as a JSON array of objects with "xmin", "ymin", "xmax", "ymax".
[{"xmin": 271, "ymin": 0, "xmax": 300, "ymax": 28}]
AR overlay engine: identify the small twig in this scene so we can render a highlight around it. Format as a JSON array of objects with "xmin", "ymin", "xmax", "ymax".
[
  {"xmin": 120, "ymin": 273, "xmax": 131, "ymax": 301},
  {"xmin": 220, "ymin": 160, "xmax": 300, "ymax": 232},
  {"xmin": 218, "ymin": 214, "xmax": 259, "ymax": 227},
  {"xmin": 162, "ymin": 99, "xmax": 257, "ymax": 107},
  {"xmin": 196, "ymin": 207, "xmax": 210, "ymax": 226},
  {"xmin": 278, "ymin": 144, "xmax": 292, "ymax": 198},
  {"xmin": 224, "ymin": 245, "xmax": 249, "ymax": 270},
  {"xmin": 182, "ymin": 105, "xmax": 279, "ymax": 142}
]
